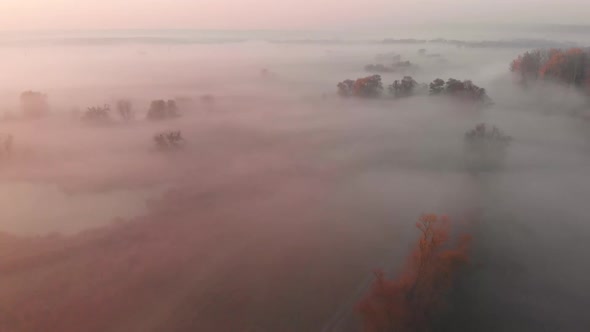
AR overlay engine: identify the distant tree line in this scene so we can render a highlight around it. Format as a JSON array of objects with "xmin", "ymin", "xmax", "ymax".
[{"xmin": 337, "ymin": 75, "xmax": 491, "ymax": 104}]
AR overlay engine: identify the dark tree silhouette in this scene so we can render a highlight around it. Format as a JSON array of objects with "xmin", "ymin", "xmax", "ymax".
[
  {"xmin": 429, "ymin": 78, "xmax": 445, "ymax": 95},
  {"xmin": 337, "ymin": 79, "xmax": 355, "ymax": 97},
  {"xmin": 82, "ymin": 105, "xmax": 111, "ymax": 124},
  {"xmin": 389, "ymin": 76, "xmax": 420, "ymax": 98},
  {"xmin": 147, "ymin": 100, "xmax": 179, "ymax": 120},
  {"xmin": 464, "ymin": 123, "xmax": 512, "ymax": 170},
  {"xmin": 154, "ymin": 131, "xmax": 184, "ymax": 150},
  {"xmin": 116, "ymin": 100, "xmax": 134, "ymax": 121},
  {"xmin": 429, "ymin": 78, "xmax": 491, "ymax": 104}
]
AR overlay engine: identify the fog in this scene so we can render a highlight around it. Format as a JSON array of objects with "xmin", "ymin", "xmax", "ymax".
[{"xmin": 0, "ymin": 30, "xmax": 589, "ymax": 331}]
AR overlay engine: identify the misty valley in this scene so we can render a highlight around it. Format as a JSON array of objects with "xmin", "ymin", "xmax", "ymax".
[{"xmin": 1, "ymin": 31, "xmax": 590, "ymax": 332}]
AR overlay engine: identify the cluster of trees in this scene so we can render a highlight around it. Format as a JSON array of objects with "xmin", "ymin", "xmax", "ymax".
[
  {"xmin": 154, "ymin": 131, "xmax": 184, "ymax": 150},
  {"xmin": 337, "ymin": 76, "xmax": 491, "ymax": 103},
  {"xmin": 464, "ymin": 123, "xmax": 512, "ymax": 170},
  {"xmin": 81, "ymin": 99, "xmax": 178, "ymax": 123},
  {"xmin": 510, "ymin": 48, "xmax": 590, "ymax": 88},
  {"xmin": 20, "ymin": 91, "xmax": 49, "ymax": 118},
  {"xmin": 147, "ymin": 100, "xmax": 179, "ymax": 120},
  {"xmin": 429, "ymin": 78, "xmax": 492, "ymax": 104},
  {"xmin": 15, "ymin": 91, "xmax": 182, "ymax": 123},
  {"xmin": 389, "ymin": 76, "xmax": 427, "ymax": 98},
  {"xmin": 357, "ymin": 214, "xmax": 471, "ymax": 332},
  {"xmin": 337, "ymin": 75, "xmax": 384, "ymax": 98}
]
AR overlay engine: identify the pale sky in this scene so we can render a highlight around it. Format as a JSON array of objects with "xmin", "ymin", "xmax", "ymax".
[{"xmin": 0, "ymin": 0, "xmax": 586, "ymax": 30}]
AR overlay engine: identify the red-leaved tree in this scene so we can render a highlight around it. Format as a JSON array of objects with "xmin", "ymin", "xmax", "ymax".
[{"xmin": 357, "ymin": 214, "xmax": 471, "ymax": 332}]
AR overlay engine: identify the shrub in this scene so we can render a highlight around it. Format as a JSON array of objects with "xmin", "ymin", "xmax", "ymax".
[
  {"xmin": 154, "ymin": 131, "xmax": 185, "ymax": 150},
  {"xmin": 20, "ymin": 91, "xmax": 49, "ymax": 118},
  {"xmin": 82, "ymin": 105, "xmax": 111, "ymax": 124},
  {"xmin": 357, "ymin": 214, "xmax": 471, "ymax": 332}
]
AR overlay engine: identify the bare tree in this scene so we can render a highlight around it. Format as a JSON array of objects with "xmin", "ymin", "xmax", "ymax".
[{"xmin": 116, "ymin": 100, "xmax": 134, "ymax": 121}]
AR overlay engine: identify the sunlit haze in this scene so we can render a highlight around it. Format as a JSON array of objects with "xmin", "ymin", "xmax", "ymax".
[
  {"xmin": 1, "ymin": 0, "xmax": 590, "ymax": 331},
  {"xmin": 0, "ymin": 0, "xmax": 588, "ymax": 30}
]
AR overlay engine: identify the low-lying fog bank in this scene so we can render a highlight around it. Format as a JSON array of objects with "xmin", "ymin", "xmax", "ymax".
[{"xmin": 0, "ymin": 36, "xmax": 589, "ymax": 331}]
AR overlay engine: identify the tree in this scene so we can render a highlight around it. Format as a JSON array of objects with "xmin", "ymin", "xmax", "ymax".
[
  {"xmin": 116, "ymin": 100, "xmax": 134, "ymax": 121},
  {"xmin": 540, "ymin": 48, "xmax": 588, "ymax": 86},
  {"xmin": 354, "ymin": 75, "xmax": 383, "ymax": 98},
  {"xmin": 20, "ymin": 91, "xmax": 49, "ymax": 118},
  {"xmin": 389, "ymin": 76, "xmax": 419, "ymax": 98},
  {"xmin": 464, "ymin": 123, "xmax": 512, "ymax": 170},
  {"xmin": 337, "ymin": 75, "xmax": 383, "ymax": 98},
  {"xmin": 510, "ymin": 50, "xmax": 544, "ymax": 85},
  {"xmin": 147, "ymin": 100, "xmax": 179, "ymax": 120},
  {"xmin": 510, "ymin": 48, "xmax": 590, "ymax": 89},
  {"xmin": 337, "ymin": 79, "xmax": 355, "ymax": 97},
  {"xmin": 357, "ymin": 214, "xmax": 471, "ymax": 332},
  {"xmin": 428, "ymin": 78, "xmax": 491, "ymax": 104},
  {"xmin": 429, "ymin": 79, "xmax": 445, "ymax": 95}
]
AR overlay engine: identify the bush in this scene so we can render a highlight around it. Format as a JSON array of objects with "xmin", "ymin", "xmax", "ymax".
[
  {"xmin": 357, "ymin": 214, "xmax": 471, "ymax": 332},
  {"xmin": 154, "ymin": 131, "xmax": 185, "ymax": 150},
  {"xmin": 147, "ymin": 100, "xmax": 179, "ymax": 120},
  {"xmin": 20, "ymin": 91, "xmax": 49, "ymax": 118},
  {"xmin": 464, "ymin": 123, "xmax": 512, "ymax": 170},
  {"xmin": 82, "ymin": 105, "xmax": 111, "ymax": 124},
  {"xmin": 337, "ymin": 75, "xmax": 383, "ymax": 98}
]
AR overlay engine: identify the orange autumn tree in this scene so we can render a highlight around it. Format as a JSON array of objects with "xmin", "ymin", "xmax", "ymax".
[
  {"xmin": 337, "ymin": 75, "xmax": 383, "ymax": 98},
  {"xmin": 540, "ymin": 48, "xmax": 588, "ymax": 86},
  {"xmin": 511, "ymin": 48, "xmax": 590, "ymax": 88},
  {"xmin": 357, "ymin": 214, "xmax": 471, "ymax": 332}
]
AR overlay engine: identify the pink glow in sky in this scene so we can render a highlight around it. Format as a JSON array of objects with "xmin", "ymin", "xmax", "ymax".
[{"xmin": 0, "ymin": 0, "xmax": 586, "ymax": 30}]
